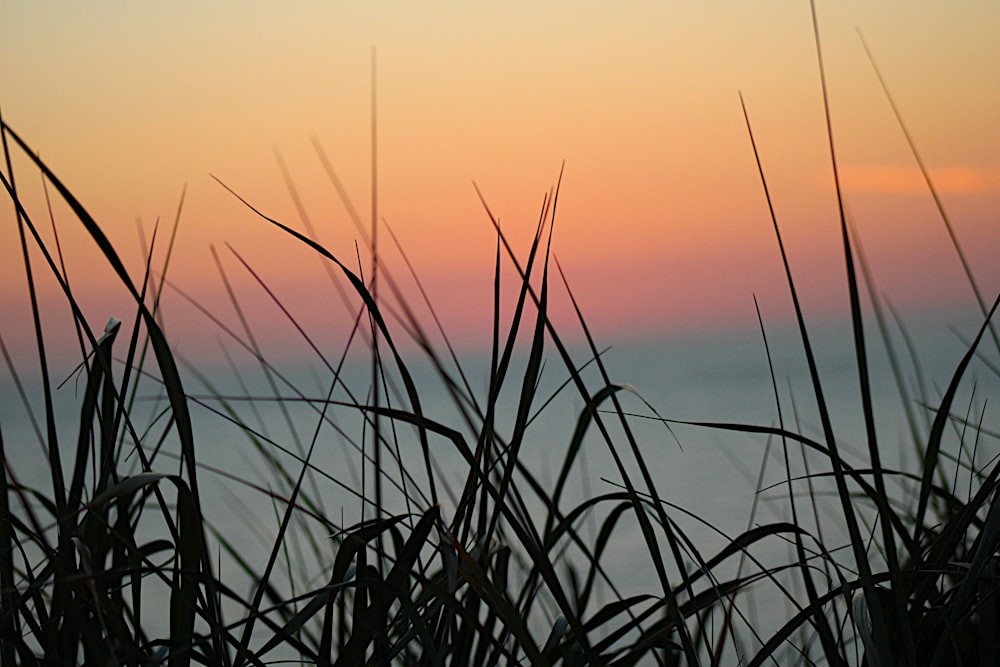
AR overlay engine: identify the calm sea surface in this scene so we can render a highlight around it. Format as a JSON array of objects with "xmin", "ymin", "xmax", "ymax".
[{"xmin": 4, "ymin": 307, "xmax": 999, "ymax": 657}]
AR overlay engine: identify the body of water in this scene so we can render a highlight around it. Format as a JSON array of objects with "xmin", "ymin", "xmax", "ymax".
[{"xmin": 3, "ymin": 305, "xmax": 999, "ymax": 659}]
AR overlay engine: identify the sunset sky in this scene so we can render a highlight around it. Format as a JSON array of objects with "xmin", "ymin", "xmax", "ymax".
[{"xmin": 2, "ymin": 1, "xmax": 998, "ymax": 363}]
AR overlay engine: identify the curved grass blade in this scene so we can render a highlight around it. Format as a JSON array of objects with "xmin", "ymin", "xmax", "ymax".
[{"xmin": 914, "ymin": 294, "xmax": 1000, "ymax": 546}]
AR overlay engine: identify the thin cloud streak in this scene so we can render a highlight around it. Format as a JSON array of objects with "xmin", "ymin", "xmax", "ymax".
[{"xmin": 838, "ymin": 165, "xmax": 1000, "ymax": 196}]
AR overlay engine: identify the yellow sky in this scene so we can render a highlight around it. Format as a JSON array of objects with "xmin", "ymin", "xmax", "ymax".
[{"xmin": 2, "ymin": 1, "xmax": 998, "ymax": 361}]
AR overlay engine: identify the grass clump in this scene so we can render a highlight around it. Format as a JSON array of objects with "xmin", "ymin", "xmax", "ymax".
[{"xmin": 2, "ymin": 6, "xmax": 999, "ymax": 666}]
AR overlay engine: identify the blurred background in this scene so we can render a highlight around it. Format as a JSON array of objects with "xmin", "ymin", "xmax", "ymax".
[{"xmin": 2, "ymin": 0, "xmax": 998, "ymax": 363}]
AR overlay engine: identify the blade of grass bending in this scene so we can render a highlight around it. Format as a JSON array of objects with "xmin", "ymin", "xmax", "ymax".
[
  {"xmin": 476, "ymin": 181, "xmax": 616, "ymax": 662},
  {"xmin": 642, "ymin": 496, "xmax": 763, "ymax": 659},
  {"xmin": 913, "ymin": 294, "xmax": 1000, "ymax": 546},
  {"xmin": 274, "ymin": 147, "xmax": 361, "ymax": 321},
  {"xmin": 508, "ymin": 462, "xmax": 639, "ymax": 629},
  {"xmin": 538, "ymin": 371, "xmax": 678, "ymax": 555},
  {"xmin": 459, "ymin": 194, "xmax": 554, "ymax": 550},
  {"xmin": 811, "ymin": 6, "xmax": 912, "ymax": 660},
  {"xmin": 859, "ymin": 30, "xmax": 1000, "ymax": 357},
  {"xmin": 212, "ymin": 175, "xmax": 437, "ymax": 512},
  {"xmin": 554, "ymin": 260, "xmax": 697, "ymax": 664},
  {"xmin": 1, "ymin": 112, "xmax": 79, "ymax": 662},
  {"xmin": 458, "ymin": 185, "xmax": 553, "ymax": 543},
  {"xmin": 2, "ymin": 127, "xmax": 89, "ymax": 663},
  {"xmin": 67, "ymin": 318, "xmax": 120, "ymax": 518},
  {"xmin": 747, "ymin": 572, "xmax": 894, "ymax": 667},
  {"xmin": 455, "ymin": 196, "xmax": 553, "ymax": 622},
  {"xmin": 86, "ymin": 473, "xmax": 199, "ymax": 666},
  {"xmin": 639, "ymin": 413, "xmax": 922, "ymax": 554},
  {"xmin": 556, "ymin": 499, "xmax": 635, "ymax": 613},
  {"xmin": 374, "ymin": 216, "xmax": 495, "ymax": 518},
  {"xmin": 0, "ymin": 115, "xmax": 66, "ymax": 510},
  {"xmin": 741, "ymin": 78, "xmax": 868, "ymax": 664},
  {"xmin": 313, "ymin": 140, "xmax": 458, "ymax": 378},
  {"xmin": 382, "ymin": 216, "xmax": 481, "ymax": 414},
  {"xmin": 577, "ymin": 594, "xmax": 658, "ymax": 642},
  {"xmin": 1, "ymin": 123, "xmax": 227, "ymax": 665},
  {"xmin": 482, "ymin": 206, "xmax": 551, "ymax": 554},
  {"xmin": 952, "ymin": 325, "xmax": 1000, "ymax": 378},
  {"xmin": 608, "ymin": 578, "xmax": 749, "ymax": 657},
  {"xmin": 544, "ymin": 383, "xmax": 627, "ymax": 543},
  {"xmin": 135, "ymin": 272, "xmax": 234, "ymax": 661},
  {"xmin": 928, "ymin": 437, "xmax": 1000, "ymax": 667},
  {"xmin": 366, "ymin": 216, "xmax": 477, "ymax": 512},
  {"xmin": 557, "ymin": 487, "xmax": 803, "ymax": 649},
  {"xmin": 474, "ymin": 178, "xmax": 617, "ymax": 665},
  {"xmin": 0, "ymin": 123, "xmax": 197, "ymax": 484},
  {"xmin": 472, "ymin": 439, "xmax": 647, "ymax": 646},
  {"xmin": 325, "ymin": 516, "xmax": 408, "ymax": 630},
  {"xmin": 480, "ymin": 186, "xmax": 660, "ymax": 664},
  {"xmin": 292, "ymin": 157, "xmax": 449, "ymax": 532}
]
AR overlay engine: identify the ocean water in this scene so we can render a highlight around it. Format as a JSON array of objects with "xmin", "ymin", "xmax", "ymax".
[{"xmin": 3, "ymin": 306, "xmax": 999, "ymax": 659}]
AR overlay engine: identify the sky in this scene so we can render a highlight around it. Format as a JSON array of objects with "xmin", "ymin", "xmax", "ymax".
[{"xmin": 2, "ymin": 1, "xmax": 999, "ymax": 365}]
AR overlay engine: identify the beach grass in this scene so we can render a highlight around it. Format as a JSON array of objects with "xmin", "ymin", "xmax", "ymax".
[{"xmin": 2, "ymin": 5, "xmax": 999, "ymax": 665}]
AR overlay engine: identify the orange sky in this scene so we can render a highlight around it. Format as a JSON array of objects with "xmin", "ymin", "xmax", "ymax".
[{"xmin": 2, "ymin": 1, "xmax": 999, "ymax": 364}]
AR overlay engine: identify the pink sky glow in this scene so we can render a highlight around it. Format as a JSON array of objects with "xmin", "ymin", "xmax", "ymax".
[{"xmin": 2, "ymin": 2, "xmax": 998, "ymax": 366}]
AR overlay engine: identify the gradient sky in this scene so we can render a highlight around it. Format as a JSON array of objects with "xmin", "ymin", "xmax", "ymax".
[{"xmin": 2, "ymin": 1, "xmax": 999, "ymax": 363}]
